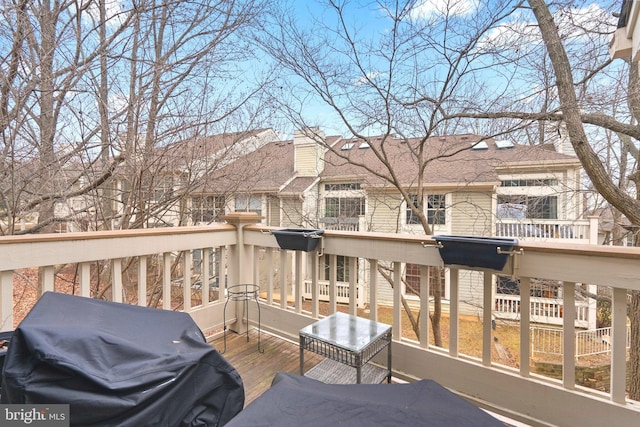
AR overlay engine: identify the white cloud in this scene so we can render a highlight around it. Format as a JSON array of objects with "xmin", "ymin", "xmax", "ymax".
[
  {"xmin": 83, "ymin": 0, "xmax": 130, "ymax": 28},
  {"xmin": 479, "ymin": 3, "xmax": 617, "ymax": 52},
  {"xmin": 354, "ymin": 71, "xmax": 384, "ymax": 86},
  {"xmin": 409, "ymin": 0, "xmax": 479, "ymax": 20}
]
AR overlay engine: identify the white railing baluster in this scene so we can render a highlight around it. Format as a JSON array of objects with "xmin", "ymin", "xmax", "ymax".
[
  {"xmin": 562, "ymin": 282, "xmax": 576, "ymax": 389},
  {"xmin": 482, "ymin": 272, "xmax": 493, "ymax": 366},
  {"xmin": 611, "ymin": 287, "xmax": 628, "ymax": 404},
  {"xmin": 392, "ymin": 262, "xmax": 402, "ymax": 341},
  {"xmin": 42, "ymin": 266, "xmax": 54, "ymax": 294},
  {"xmin": 217, "ymin": 246, "xmax": 226, "ymax": 304},
  {"xmin": 349, "ymin": 256, "xmax": 357, "ymax": 316},
  {"xmin": 80, "ymin": 262, "xmax": 91, "ymax": 298},
  {"xmin": 202, "ymin": 247, "xmax": 211, "ymax": 306},
  {"xmin": 138, "ymin": 256, "xmax": 147, "ymax": 306},
  {"xmin": 0, "ymin": 270, "xmax": 13, "ymax": 331},
  {"xmin": 112, "ymin": 258, "xmax": 122, "ymax": 303},
  {"xmin": 183, "ymin": 250, "xmax": 192, "ymax": 312},
  {"xmin": 310, "ymin": 253, "xmax": 319, "ymax": 317},
  {"xmin": 328, "ymin": 254, "xmax": 337, "ymax": 314},
  {"xmin": 162, "ymin": 252, "xmax": 171, "ymax": 310},
  {"xmin": 265, "ymin": 248, "xmax": 274, "ymax": 305},
  {"xmin": 419, "ymin": 265, "xmax": 429, "ymax": 349},
  {"xmin": 294, "ymin": 251, "xmax": 302, "ymax": 313},
  {"xmin": 449, "ymin": 268, "xmax": 459, "ymax": 357},
  {"xmin": 520, "ymin": 276, "xmax": 531, "ymax": 377},
  {"xmin": 369, "ymin": 259, "xmax": 378, "ymax": 322},
  {"xmin": 280, "ymin": 250, "xmax": 287, "ymax": 310}
]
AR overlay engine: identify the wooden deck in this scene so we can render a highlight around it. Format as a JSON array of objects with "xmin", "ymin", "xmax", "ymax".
[
  {"xmin": 210, "ymin": 329, "xmax": 323, "ymax": 407},
  {"xmin": 210, "ymin": 329, "xmax": 517, "ymax": 426}
]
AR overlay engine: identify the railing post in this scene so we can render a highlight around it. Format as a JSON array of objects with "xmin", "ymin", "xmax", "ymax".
[
  {"xmin": 0, "ymin": 270, "xmax": 13, "ymax": 331},
  {"xmin": 221, "ymin": 212, "xmax": 262, "ymax": 334},
  {"xmin": 588, "ymin": 216, "xmax": 599, "ymax": 244}
]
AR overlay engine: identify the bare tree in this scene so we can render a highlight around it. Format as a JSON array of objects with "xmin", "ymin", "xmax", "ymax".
[
  {"xmin": 260, "ymin": 0, "xmax": 531, "ymax": 346},
  {"xmin": 262, "ymin": 2, "xmax": 639, "ymax": 394},
  {"xmin": 0, "ymin": 0, "xmax": 277, "ymax": 309},
  {"xmin": 526, "ymin": 0, "xmax": 640, "ymax": 400}
]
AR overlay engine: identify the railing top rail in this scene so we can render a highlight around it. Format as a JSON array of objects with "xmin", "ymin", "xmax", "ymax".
[
  {"xmin": 0, "ymin": 224, "xmax": 235, "ymax": 245},
  {"xmin": 248, "ymin": 225, "xmax": 640, "ymax": 261},
  {"xmin": 0, "ymin": 225, "xmax": 238, "ymax": 271}
]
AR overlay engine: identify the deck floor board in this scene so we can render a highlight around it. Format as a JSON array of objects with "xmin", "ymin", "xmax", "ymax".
[{"xmin": 211, "ymin": 329, "xmax": 323, "ymax": 406}]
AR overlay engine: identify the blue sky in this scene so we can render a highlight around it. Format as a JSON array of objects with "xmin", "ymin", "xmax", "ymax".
[{"xmin": 267, "ymin": 0, "xmax": 619, "ymax": 138}]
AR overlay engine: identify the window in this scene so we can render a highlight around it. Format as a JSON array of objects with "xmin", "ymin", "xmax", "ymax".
[
  {"xmin": 501, "ymin": 179, "xmax": 558, "ymax": 187},
  {"xmin": 324, "ymin": 183, "xmax": 361, "ymax": 191},
  {"xmin": 322, "ymin": 255, "xmax": 354, "ymax": 282},
  {"xmin": 406, "ymin": 194, "xmax": 445, "ymax": 225},
  {"xmin": 235, "ymin": 195, "xmax": 262, "ymax": 217},
  {"xmin": 405, "ymin": 264, "xmax": 445, "ymax": 297},
  {"xmin": 427, "ymin": 195, "xmax": 446, "ymax": 225},
  {"xmin": 325, "ymin": 197, "xmax": 364, "ymax": 218},
  {"xmin": 192, "ymin": 196, "xmax": 225, "ymax": 223},
  {"xmin": 406, "ymin": 194, "xmax": 420, "ymax": 224},
  {"xmin": 497, "ymin": 195, "xmax": 557, "ymax": 219},
  {"xmin": 145, "ymin": 177, "xmax": 174, "ymax": 202}
]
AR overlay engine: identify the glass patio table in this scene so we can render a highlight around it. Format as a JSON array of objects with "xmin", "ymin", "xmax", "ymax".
[{"xmin": 299, "ymin": 312, "xmax": 392, "ymax": 384}]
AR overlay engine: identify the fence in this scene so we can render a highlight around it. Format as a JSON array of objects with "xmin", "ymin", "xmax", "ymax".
[{"xmin": 531, "ymin": 325, "xmax": 631, "ymax": 358}]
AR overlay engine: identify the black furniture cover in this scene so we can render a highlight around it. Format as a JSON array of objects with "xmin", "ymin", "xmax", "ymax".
[
  {"xmin": 226, "ymin": 372, "xmax": 504, "ymax": 427},
  {"xmin": 1, "ymin": 292, "xmax": 244, "ymax": 427}
]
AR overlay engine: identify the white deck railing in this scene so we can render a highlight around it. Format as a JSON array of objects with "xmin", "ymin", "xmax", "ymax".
[
  {"xmin": 302, "ymin": 280, "xmax": 366, "ymax": 308},
  {"xmin": 495, "ymin": 294, "xmax": 590, "ymax": 328},
  {"xmin": 532, "ymin": 325, "xmax": 632, "ymax": 358},
  {"xmin": 496, "ymin": 217, "xmax": 597, "ymax": 243},
  {"xmin": 0, "ymin": 213, "xmax": 638, "ymax": 426}
]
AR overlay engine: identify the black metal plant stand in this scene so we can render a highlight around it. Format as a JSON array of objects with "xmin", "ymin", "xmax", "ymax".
[{"xmin": 222, "ymin": 284, "xmax": 263, "ymax": 353}]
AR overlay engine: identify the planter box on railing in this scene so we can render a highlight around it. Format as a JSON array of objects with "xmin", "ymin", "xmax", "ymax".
[
  {"xmin": 272, "ymin": 229, "xmax": 324, "ymax": 252},
  {"xmin": 433, "ymin": 235, "xmax": 518, "ymax": 270}
]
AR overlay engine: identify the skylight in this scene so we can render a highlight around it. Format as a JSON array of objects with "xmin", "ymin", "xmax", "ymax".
[
  {"xmin": 495, "ymin": 140, "xmax": 514, "ymax": 149},
  {"xmin": 359, "ymin": 141, "xmax": 370, "ymax": 149},
  {"xmin": 341, "ymin": 142, "xmax": 355, "ymax": 150},
  {"xmin": 471, "ymin": 141, "xmax": 488, "ymax": 150}
]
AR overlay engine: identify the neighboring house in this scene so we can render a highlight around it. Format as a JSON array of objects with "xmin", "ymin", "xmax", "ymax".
[
  {"xmin": 196, "ymin": 127, "xmax": 597, "ymax": 327},
  {"xmin": 610, "ymin": 0, "xmax": 636, "ymax": 60},
  {"xmin": 54, "ymin": 129, "xmax": 279, "ymax": 231}
]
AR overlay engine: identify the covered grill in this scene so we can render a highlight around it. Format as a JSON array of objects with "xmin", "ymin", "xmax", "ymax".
[{"xmin": 1, "ymin": 292, "xmax": 244, "ymax": 426}]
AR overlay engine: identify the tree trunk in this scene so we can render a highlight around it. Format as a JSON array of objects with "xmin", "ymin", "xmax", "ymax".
[
  {"xmin": 529, "ymin": 0, "xmax": 640, "ymax": 399},
  {"xmin": 528, "ymin": 0, "xmax": 640, "ymax": 226}
]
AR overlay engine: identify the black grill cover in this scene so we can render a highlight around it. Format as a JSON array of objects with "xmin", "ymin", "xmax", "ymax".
[{"xmin": 1, "ymin": 292, "xmax": 244, "ymax": 426}]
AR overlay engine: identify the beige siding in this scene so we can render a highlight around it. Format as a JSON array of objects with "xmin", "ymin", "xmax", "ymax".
[
  {"xmin": 450, "ymin": 191, "xmax": 493, "ymax": 235},
  {"xmin": 368, "ymin": 191, "xmax": 401, "ymax": 233},
  {"xmin": 267, "ymin": 196, "xmax": 280, "ymax": 226},
  {"xmin": 280, "ymin": 197, "xmax": 304, "ymax": 228},
  {"xmin": 295, "ymin": 145, "xmax": 322, "ymax": 176}
]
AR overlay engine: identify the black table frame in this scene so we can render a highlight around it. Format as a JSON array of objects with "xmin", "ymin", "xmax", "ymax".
[{"xmin": 222, "ymin": 284, "xmax": 262, "ymax": 353}]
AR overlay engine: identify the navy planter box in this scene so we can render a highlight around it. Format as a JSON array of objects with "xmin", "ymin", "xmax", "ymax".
[
  {"xmin": 272, "ymin": 229, "xmax": 324, "ymax": 252},
  {"xmin": 433, "ymin": 235, "xmax": 519, "ymax": 271}
]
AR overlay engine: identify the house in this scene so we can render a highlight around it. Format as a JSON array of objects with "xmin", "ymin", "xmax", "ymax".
[
  {"xmin": 610, "ymin": 0, "xmax": 636, "ymax": 60},
  {"xmin": 193, "ymin": 127, "xmax": 596, "ymax": 327},
  {"xmin": 51, "ymin": 129, "xmax": 280, "ymax": 232}
]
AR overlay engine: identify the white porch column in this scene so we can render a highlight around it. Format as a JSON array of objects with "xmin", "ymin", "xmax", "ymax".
[{"xmin": 221, "ymin": 212, "xmax": 262, "ymax": 334}]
